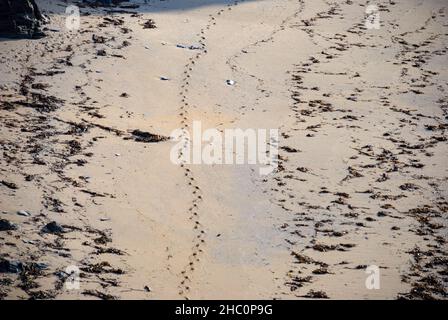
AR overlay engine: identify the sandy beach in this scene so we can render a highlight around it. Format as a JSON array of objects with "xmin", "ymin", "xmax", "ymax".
[{"xmin": 0, "ymin": 0, "xmax": 447, "ymax": 300}]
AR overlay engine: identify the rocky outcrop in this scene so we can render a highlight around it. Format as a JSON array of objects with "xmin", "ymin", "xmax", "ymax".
[{"xmin": 0, "ymin": 0, "xmax": 46, "ymax": 39}]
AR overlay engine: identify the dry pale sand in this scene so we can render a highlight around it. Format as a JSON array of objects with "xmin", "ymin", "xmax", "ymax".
[{"xmin": 0, "ymin": 0, "xmax": 447, "ymax": 300}]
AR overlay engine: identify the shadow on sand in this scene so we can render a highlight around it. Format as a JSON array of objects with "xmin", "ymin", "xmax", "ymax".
[
  {"xmin": 0, "ymin": 0, "xmax": 262, "ymax": 41},
  {"xmin": 51, "ymin": 0, "xmax": 262, "ymax": 13}
]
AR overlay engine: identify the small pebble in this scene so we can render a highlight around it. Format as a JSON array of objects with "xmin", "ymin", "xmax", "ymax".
[{"xmin": 17, "ymin": 210, "xmax": 31, "ymax": 217}]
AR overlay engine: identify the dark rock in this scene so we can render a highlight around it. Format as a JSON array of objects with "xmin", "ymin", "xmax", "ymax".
[
  {"xmin": 0, "ymin": 0, "xmax": 47, "ymax": 39},
  {"xmin": 0, "ymin": 218, "xmax": 18, "ymax": 231},
  {"xmin": 41, "ymin": 221, "xmax": 65, "ymax": 234},
  {"xmin": 0, "ymin": 258, "xmax": 22, "ymax": 273},
  {"xmin": 131, "ymin": 129, "xmax": 168, "ymax": 143},
  {"xmin": 30, "ymin": 262, "xmax": 49, "ymax": 271},
  {"xmin": 1, "ymin": 180, "xmax": 18, "ymax": 189},
  {"xmin": 0, "ymin": 259, "xmax": 48, "ymax": 275}
]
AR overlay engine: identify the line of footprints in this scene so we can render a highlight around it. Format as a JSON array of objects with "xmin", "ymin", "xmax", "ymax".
[{"xmin": 176, "ymin": 2, "xmax": 243, "ymax": 299}]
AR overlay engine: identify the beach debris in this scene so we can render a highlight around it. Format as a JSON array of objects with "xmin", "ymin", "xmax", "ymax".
[
  {"xmin": 119, "ymin": 92, "xmax": 129, "ymax": 98},
  {"xmin": 1, "ymin": 180, "xmax": 18, "ymax": 190},
  {"xmin": 15, "ymin": 92, "xmax": 64, "ymax": 113},
  {"xmin": 17, "ymin": 210, "xmax": 31, "ymax": 217},
  {"xmin": 160, "ymin": 77, "xmax": 170, "ymax": 81},
  {"xmin": 41, "ymin": 221, "xmax": 65, "ymax": 234},
  {"xmin": 312, "ymin": 266, "xmax": 330, "ymax": 274},
  {"xmin": 31, "ymin": 83, "xmax": 49, "ymax": 90},
  {"xmin": 93, "ymin": 230, "xmax": 112, "ymax": 245},
  {"xmin": 142, "ymin": 19, "xmax": 157, "ymax": 29},
  {"xmin": 82, "ymin": 289, "xmax": 117, "ymax": 300},
  {"xmin": 303, "ymin": 290, "xmax": 329, "ymax": 299},
  {"xmin": 80, "ymin": 261, "xmax": 124, "ymax": 275},
  {"xmin": 291, "ymin": 251, "xmax": 314, "ymax": 264},
  {"xmin": 0, "ymin": 219, "xmax": 18, "ymax": 231},
  {"xmin": 330, "ymin": 230, "xmax": 347, "ymax": 237},
  {"xmin": 286, "ymin": 276, "xmax": 312, "ymax": 291},
  {"xmin": 377, "ymin": 211, "xmax": 389, "ymax": 217},
  {"xmin": 92, "ymin": 34, "xmax": 107, "ymax": 44},
  {"xmin": 281, "ymin": 146, "xmax": 300, "ymax": 153},
  {"xmin": 176, "ymin": 44, "xmax": 202, "ymax": 51},
  {"xmin": 399, "ymin": 183, "xmax": 420, "ymax": 191},
  {"xmin": 226, "ymin": 80, "xmax": 236, "ymax": 86},
  {"xmin": 97, "ymin": 49, "xmax": 107, "ymax": 56},
  {"xmin": 94, "ymin": 247, "xmax": 124, "ymax": 255},
  {"xmin": 144, "ymin": 285, "xmax": 152, "ymax": 292},
  {"xmin": 120, "ymin": 27, "xmax": 132, "ymax": 34},
  {"xmin": 121, "ymin": 40, "xmax": 131, "ymax": 47},
  {"xmin": 101, "ymin": 16, "xmax": 124, "ymax": 27},
  {"xmin": 130, "ymin": 129, "xmax": 169, "ymax": 143},
  {"xmin": 67, "ymin": 140, "xmax": 82, "ymax": 155},
  {"xmin": 80, "ymin": 189, "xmax": 107, "ymax": 198},
  {"xmin": 312, "ymin": 243, "xmax": 338, "ymax": 252}
]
